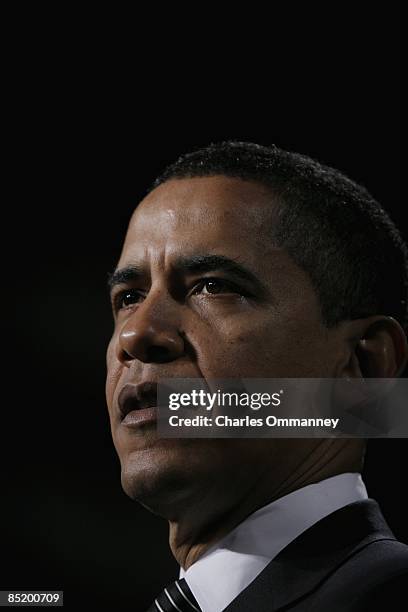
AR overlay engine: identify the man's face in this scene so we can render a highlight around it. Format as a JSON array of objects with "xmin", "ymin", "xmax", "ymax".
[{"xmin": 106, "ymin": 176, "xmax": 342, "ymax": 514}]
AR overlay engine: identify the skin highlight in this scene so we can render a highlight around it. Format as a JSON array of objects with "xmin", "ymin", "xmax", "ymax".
[{"xmin": 105, "ymin": 176, "xmax": 407, "ymax": 569}]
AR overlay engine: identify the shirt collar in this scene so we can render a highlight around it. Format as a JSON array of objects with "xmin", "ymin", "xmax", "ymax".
[{"xmin": 180, "ymin": 472, "xmax": 368, "ymax": 612}]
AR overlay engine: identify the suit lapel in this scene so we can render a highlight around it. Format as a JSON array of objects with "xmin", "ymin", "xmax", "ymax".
[{"xmin": 224, "ymin": 499, "xmax": 396, "ymax": 611}]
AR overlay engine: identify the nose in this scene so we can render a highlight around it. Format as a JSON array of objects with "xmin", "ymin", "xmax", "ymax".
[{"xmin": 116, "ymin": 291, "xmax": 185, "ymax": 365}]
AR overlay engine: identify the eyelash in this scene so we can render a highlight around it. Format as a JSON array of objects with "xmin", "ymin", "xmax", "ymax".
[{"xmin": 113, "ymin": 278, "xmax": 246, "ymax": 312}]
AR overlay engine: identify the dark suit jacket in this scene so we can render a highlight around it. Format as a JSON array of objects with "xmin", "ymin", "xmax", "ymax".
[{"xmin": 224, "ymin": 499, "xmax": 408, "ymax": 611}]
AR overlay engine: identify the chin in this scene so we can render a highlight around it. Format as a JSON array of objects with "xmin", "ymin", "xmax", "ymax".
[{"xmin": 118, "ymin": 442, "xmax": 207, "ymax": 517}]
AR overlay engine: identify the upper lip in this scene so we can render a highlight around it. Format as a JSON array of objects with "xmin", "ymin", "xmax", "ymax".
[{"xmin": 117, "ymin": 382, "xmax": 158, "ymax": 420}]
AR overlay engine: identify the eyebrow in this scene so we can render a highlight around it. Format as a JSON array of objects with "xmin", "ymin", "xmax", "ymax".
[
  {"xmin": 108, "ymin": 264, "xmax": 145, "ymax": 291},
  {"xmin": 108, "ymin": 254, "xmax": 269, "ymax": 296}
]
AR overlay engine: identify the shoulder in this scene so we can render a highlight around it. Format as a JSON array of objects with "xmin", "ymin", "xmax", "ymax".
[
  {"xmin": 313, "ymin": 537, "xmax": 408, "ymax": 611},
  {"xmin": 361, "ymin": 569, "xmax": 408, "ymax": 611},
  {"xmin": 353, "ymin": 536, "xmax": 408, "ymax": 571},
  {"xmin": 351, "ymin": 538, "xmax": 408, "ymax": 610}
]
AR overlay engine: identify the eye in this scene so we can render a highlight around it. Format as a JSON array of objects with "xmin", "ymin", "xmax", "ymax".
[
  {"xmin": 192, "ymin": 278, "xmax": 241, "ymax": 296},
  {"xmin": 114, "ymin": 289, "xmax": 144, "ymax": 311}
]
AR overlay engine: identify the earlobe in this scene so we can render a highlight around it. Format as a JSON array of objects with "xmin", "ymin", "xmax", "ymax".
[{"xmin": 351, "ymin": 316, "xmax": 408, "ymax": 378}]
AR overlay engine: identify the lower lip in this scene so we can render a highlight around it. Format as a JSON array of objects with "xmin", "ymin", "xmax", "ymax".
[{"xmin": 121, "ymin": 407, "xmax": 158, "ymax": 427}]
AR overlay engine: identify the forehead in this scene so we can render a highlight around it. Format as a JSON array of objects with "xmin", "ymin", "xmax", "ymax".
[{"xmin": 118, "ymin": 176, "xmax": 280, "ymax": 267}]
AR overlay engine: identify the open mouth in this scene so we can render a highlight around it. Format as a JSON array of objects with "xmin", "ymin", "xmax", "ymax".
[{"xmin": 118, "ymin": 381, "xmax": 158, "ymax": 422}]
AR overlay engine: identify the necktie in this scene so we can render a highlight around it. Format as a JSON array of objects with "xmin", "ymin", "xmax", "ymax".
[{"xmin": 147, "ymin": 578, "xmax": 201, "ymax": 612}]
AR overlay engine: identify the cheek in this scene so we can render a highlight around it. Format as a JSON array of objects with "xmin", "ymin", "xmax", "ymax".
[
  {"xmin": 192, "ymin": 313, "xmax": 326, "ymax": 378},
  {"xmin": 106, "ymin": 336, "xmax": 122, "ymax": 408},
  {"xmin": 188, "ymin": 314, "xmax": 276, "ymax": 376}
]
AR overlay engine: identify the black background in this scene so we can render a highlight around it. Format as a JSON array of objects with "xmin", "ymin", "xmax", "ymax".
[{"xmin": 3, "ymin": 96, "xmax": 408, "ymax": 611}]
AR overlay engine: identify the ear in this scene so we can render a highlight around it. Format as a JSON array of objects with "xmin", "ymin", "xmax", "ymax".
[{"xmin": 338, "ymin": 315, "xmax": 408, "ymax": 378}]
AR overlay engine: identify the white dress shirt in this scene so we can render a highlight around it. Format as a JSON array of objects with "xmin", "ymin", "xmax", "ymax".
[{"xmin": 180, "ymin": 472, "xmax": 368, "ymax": 612}]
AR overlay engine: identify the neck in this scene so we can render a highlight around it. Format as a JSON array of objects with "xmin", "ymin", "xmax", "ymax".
[{"xmin": 168, "ymin": 439, "xmax": 363, "ymax": 569}]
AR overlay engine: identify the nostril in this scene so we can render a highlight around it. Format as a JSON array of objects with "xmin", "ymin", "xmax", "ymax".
[
  {"xmin": 120, "ymin": 348, "xmax": 134, "ymax": 364},
  {"xmin": 145, "ymin": 345, "xmax": 173, "ymax": 363}
]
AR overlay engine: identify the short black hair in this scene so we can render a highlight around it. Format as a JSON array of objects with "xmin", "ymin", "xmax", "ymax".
[{"xmin": 150, "ymin": 141, "xmax": 408, "ymax": 334}]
